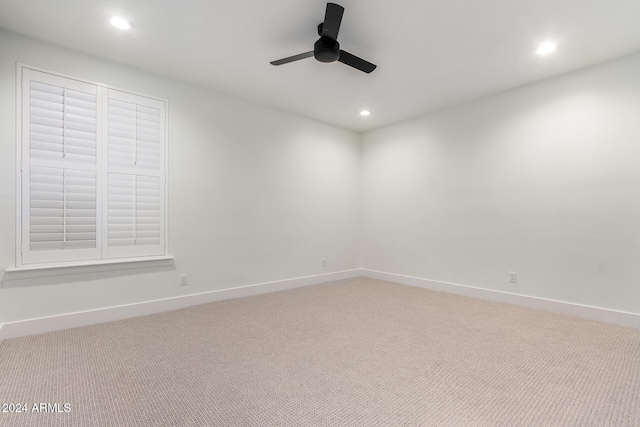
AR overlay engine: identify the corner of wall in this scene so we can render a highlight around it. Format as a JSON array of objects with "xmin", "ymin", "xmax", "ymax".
[{"xmin": 356, "ymin": 131, "xmax": 366, "ymax": 270}]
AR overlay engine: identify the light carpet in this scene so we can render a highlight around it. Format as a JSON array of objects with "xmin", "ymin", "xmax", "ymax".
[{"xmin": 0, "ymin": 277, "xmax": 639, "ymax": 426}]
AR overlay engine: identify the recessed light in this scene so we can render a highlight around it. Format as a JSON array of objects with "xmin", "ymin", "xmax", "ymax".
[
  {"xmin": 360, "ymin": 110, "xmax": 371, "ymax": 116},
  {"xmin": 110, "ymin": 16, "xmax": 133, "ymax": 30},
  {"xmin": 536, "ymin": 42, "xmax": 556, "ymax": 55}
]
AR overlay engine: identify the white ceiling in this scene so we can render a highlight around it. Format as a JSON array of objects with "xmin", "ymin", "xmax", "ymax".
[{"xmin": 1, "ymin": 0, "xmax": 640, "ymax": 132}]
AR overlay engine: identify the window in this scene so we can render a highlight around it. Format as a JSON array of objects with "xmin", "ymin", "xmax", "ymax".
[{"xmin": 18, "ymin": 66, "xmax": 167, "ymax": 267}]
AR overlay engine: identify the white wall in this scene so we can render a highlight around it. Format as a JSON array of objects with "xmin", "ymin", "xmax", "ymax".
[
  {"xmin": 2, "ymin": 29, "xmax": 639, "ymax": 332},
  {"xmin": 0, "ymin": 30, "xmax": 361, "ymax": 324},
  {"xmin": 361, "ymin": 52, "xmax": 640, "ymax": 315}
]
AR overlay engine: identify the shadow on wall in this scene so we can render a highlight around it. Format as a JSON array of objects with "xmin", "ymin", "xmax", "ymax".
[{"xmin": 1, "ymin": 260, "xmax": 176, "ymax": 289}]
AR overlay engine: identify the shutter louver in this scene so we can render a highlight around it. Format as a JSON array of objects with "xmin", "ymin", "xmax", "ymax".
[
  {"xmin": 108, "ymin": 173, "xmax": 136, "ymax": 247},
  {"xmin": 136, "ymin": 105, "xmax": 162, "ymax": 171},
  {"xmin": 30, "ymin": 81, "xmax": 97, "ymax": 164},
  {"xmin": 135, "ymin": 175, "xmax": 161, "ymax": 245},
  {"xmin": 29, "ymin": 166, "xmax": 64, "ymax": 250},
  {"xmin": 65, "ymin": 168, "xmax": 97, "ymax": 248},
  {"xmin": 29, "ymin": 166, "xmax": 97, "ymax": 251},
  {"xmin": 108, "ymin": 99, "xmax": 136, "ymax": 168},
  {"xmin": 108, "ymin": 100, "xmax": 161, "ymax": 171},
  {"xmin": 107, "ymin": 174, "xmax": 161, "ymax": 247}
]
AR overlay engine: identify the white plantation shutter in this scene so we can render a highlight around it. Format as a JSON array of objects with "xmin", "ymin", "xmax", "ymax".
[
  {"xmin": 29, "ymin": 166, "xmax": 97, "ymax": 251},
  {"xmin": 107, "ymin": 173, "xmax": 136, "ymax": 246},
  {"xmin": 107, "ymin": 174, "xmax": 162, "ymax": 248},
  {"xmin": 21, "ymin": 69, "xmax": 101, "ymax": 264},
  {"xmin": 18, "ymin": 66, "xmax": 167, "ymax": 267},
  {"xmin": 104, "ymin": 89, "xmax": 165, "ymax": 258},
  {"xmin": 135, "ymin": 175, "xmax": 162, "ymax": 245},
  {"xmin": 108, "ymin": 100, "xmax": 162, "ymax": 171},
  {"xmin": 30, "ymin": 81, "xmax": 98, "ymax": 164},
  {"xmin": 29, "ymin": 166, "xmax": 65, "ymax": 251}
]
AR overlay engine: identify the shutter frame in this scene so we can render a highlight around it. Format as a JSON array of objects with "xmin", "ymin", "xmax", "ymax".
[
  {"xmin": 21, "ymin": 68, "xmax": 101, "ymax": 265},
  {"xmin": 103, "ymin": 89, "xmax": 166, "ymax": 259},
  {"xmin": 17, "ymin": 66, "xmax": 167, "ymax": 267}
]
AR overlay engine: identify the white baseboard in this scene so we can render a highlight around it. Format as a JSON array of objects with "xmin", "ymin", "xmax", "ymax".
[
  {"xmin": 361, "ymin": 269, "xmax": 640, "ymax": 329},
  {"xmin": 2, "ymin": 268, "xmax": 638, "ymax": 341},
  {"xmin": 0, "ymin": 269, "xmax": 360, "ymax": 340}
]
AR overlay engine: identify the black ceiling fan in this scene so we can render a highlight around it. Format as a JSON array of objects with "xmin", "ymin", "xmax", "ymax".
[{"xmin": 270, "ymin": 3, "xmax": 377, "ymax": 74}]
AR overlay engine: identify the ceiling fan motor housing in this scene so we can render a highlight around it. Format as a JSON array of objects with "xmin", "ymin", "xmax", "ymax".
[{"xmin": 314, "ymin": 37, "xmax": 340, "ymax": 62}]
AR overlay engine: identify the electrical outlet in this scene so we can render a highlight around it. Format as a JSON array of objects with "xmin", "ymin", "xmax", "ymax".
[
  {"xmin": 509, "ymin": 272, "xmax": 517, "ymax": 284},
  {"xmin": 322, "ymin": 259, "xmax": 327, "ymax": 268},
  {"xmin": 180, "ymin": 273, "xmax": 189, "ymax": 286}
]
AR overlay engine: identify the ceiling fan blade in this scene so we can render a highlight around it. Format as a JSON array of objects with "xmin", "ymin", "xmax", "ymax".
[
  {"xmin": 270, "ymin": 51, "xmax": 314, "ymax": 66},
  {"xmin": 322, "ymin": 3, "xmax": 344, "ymax": 40},
  {"xmin": 338, "ymin": 50, "xmax": 377, "ymax": 73}
]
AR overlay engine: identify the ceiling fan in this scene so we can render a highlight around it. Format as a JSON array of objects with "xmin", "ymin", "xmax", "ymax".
[{"xmin": 270, "ymin": 3, "xmax": 377, "ymax": 74}]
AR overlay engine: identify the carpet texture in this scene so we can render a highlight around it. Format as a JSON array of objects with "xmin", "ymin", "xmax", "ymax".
[{"xmin": 0, "ymin": 277, "xmax": 639, "ymax": 426}]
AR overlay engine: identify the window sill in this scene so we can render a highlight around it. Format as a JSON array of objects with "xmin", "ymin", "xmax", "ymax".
[{"xmin": 2, "ymin": 256, "xmax": 175, "ymax": 283}]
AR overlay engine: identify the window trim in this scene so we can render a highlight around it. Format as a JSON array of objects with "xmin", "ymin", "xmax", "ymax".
[
  {"xmin": 15, "ymin": 63, "xmax": 169, "ymax": 269},
  {"xmin": 3, "ymin": 256, "xmax": 175, "ymax": 282}
]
